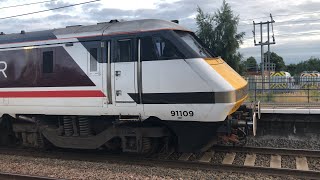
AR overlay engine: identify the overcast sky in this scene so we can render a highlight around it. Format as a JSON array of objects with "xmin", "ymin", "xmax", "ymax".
[{"xmin": 1, "ymin": 0, "xmax": 320, "ymax": 65}]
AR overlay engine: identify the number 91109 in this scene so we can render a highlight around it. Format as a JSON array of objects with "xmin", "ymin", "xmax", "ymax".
[{"xmin": 171, "ymin": 111, "xmax": 194, "ymax": 117}]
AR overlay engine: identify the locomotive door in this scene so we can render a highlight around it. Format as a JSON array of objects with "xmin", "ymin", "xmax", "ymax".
[
  {"xmin": 104, "ymin": 41, "xmax": 111, "ymax": 107},
  {"xmin": 114, "ymin": 38, "xmax": 137, "ymax": 106}
]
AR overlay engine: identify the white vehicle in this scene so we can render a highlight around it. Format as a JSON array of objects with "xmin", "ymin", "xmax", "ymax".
[
  {"xmin": 0, "ymin": 19, "xmax": 250, "ymax": 153},
  {"xmin": 300, "ymin": 71, "xmax": 320, "ymax": 89},
  {"xmin": 270, "ymin": 71, "xmax": 292, "ymax": 89}
]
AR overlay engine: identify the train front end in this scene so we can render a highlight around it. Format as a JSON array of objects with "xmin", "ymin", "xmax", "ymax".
[
  {"xmin": 204, "ymin": 57, "xmax": 257, "ymax": 144},
  {"xmin": 204, "ymin": 57, "xmax": 248, "ymax": 115},
  {"xmin": 175, "ymin": 30, "xmax": 257, "ymax": 146}
]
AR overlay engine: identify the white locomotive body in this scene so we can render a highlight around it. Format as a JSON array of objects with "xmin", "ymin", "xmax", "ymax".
[{"xmin": 0, "ymin": 19, "xmax": 249, "ymax": 153}]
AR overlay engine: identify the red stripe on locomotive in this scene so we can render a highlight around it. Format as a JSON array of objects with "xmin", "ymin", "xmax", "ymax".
[{"xmin": 0, "ymin": 90, "xmax": 106, "ymax": 98}]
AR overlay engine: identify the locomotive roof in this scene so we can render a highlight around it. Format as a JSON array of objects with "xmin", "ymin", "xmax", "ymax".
[{"xmin": 0, "ymin": 19, "xmax": 189, "ymax": 45}]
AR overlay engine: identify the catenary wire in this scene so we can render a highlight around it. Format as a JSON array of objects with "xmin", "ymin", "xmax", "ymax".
[
  {"xmin": 2, "ymin": 0, "xmax": 319, "ymax": 41},
  {"xmin": 0, "ymin": 0, "xmax": 100, "ymax": 20},
  {"xmin": 0, "ymin": 0, "xmax": 57, "ymax": 10},
  {"xmin": 239, "ymin": 19, "xmax": 320, "ymax": 27},
  {"xmin": 242, "ymin": 10, "xmax": 320, "ymax": 21}
]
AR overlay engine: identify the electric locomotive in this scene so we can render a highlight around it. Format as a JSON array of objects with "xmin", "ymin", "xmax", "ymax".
[{"xmin": 0, "ymin": 19, "xmax": 255, "ymax": 153}]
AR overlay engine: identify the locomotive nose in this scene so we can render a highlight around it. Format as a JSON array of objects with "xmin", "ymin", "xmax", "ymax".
[{"xmin": 204, "ymin": 57, "xmax": 248, "ymax": 114}]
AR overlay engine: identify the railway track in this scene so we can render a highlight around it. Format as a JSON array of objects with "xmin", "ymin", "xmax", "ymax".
[
  {"xmin": 161, "ymin": 145, "xmax": 320, "ymax": 179},
  {"xmin": 0, "ymin": 146, "xmax": 319, "ymax": 179},
  {"xmin": 212, "ymin": 145, "xmax": 320, "ymax": 157}
]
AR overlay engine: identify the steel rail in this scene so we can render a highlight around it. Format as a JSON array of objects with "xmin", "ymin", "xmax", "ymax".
[{"xmin": 212, "ymin": 145, "xmax": 320, "ymax": 158}]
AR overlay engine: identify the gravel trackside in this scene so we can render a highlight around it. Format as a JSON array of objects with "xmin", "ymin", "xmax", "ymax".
[
  {"xmin": 0, "ymin": 154, "xmax": 298, "ymax": 180},
  {"xmin": 247, "ymin": 134, "xmax": 320, "ymax": 150},
  {"xmin": 307, "ymin": 157, "xmax": 320, "ymax": 171},
  {"xmin": 255, "ymin": 154, "xmax": 270, "ymax": 167}
]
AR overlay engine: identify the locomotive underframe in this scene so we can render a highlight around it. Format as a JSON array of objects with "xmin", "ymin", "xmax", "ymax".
[
  {"xmin": 6, "ymin": 115, "xmax": 172, "ymax": 153},
  {"xmin": 0, "ymin": 113, "xmax": 253, "ymax": 153}
]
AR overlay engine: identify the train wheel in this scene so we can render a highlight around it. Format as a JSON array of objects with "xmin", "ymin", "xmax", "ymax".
[
  {"xmin": 0, "ymin": 115, "xmax": 15, "ymax": 145},
  {"xmin": 104, "ymin": 137, "xmax": 122, "ymax": 152},
  {"xmin": 141, "ymin": 137, "xmax": 161, "ymax": 155}
]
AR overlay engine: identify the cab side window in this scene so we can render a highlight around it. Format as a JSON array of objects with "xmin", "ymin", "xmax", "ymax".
[
  {"xmin": 85, "ymin": 41, "xmax": 101, "ymax": 74},
  {"xmin": 118, "ymin": 39, "xmax": 132, "ymax": 62},
  {"xmin": 153, "ymin": 36, "xmax": 182, "ymax": 60},
  {"xmin": 43, "ymin": 51, "xmax": 54, "ymax": 73},
  {"xmin": 89, "ymin": 48, "xmax": 98, "ymax": 72},
  {"xmin": 140, "ymin": 36, "xmax": 157, "ymax": 61}
]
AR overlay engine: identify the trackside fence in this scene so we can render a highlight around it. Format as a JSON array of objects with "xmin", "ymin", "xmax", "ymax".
[{"xmin": 245, "ymin": 76, "xmax": 320, "ymax": 104}]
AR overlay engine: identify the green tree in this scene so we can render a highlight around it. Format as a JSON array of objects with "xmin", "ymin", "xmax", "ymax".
[
  {"xmin": 245, "ymin": 56, "xmax": 257, "ymax": 71},
  {"xmin": 195, "ymin": 8, "xmax": 215, "ymax": 50},
  {"xmin": 288, "ymin": 57, "xmax": 320, "ymax": 76},
  {"xmin": 238, "ymin": 60, "xmax": 247, "ymax": 75},
  {"xmin": 196, "ymin": 0, "xmax": 245, "ymax": 72},
  {"xmin": 286, "ymin": 64, "xmax": 297, "ymax": 76},
  {"xmin": 264, "ymin": 51, "xmax": 286, "ymax": 71}
]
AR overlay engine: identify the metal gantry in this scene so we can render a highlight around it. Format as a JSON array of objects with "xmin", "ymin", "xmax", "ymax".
[{"xmin": 253, "ymin": 14, "xmax": 276, "ymax": 90}]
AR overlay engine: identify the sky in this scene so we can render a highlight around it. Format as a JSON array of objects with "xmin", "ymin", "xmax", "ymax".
[{"xmin": 0, "ymin": 0, "xmax": 320, "ymax": 65}]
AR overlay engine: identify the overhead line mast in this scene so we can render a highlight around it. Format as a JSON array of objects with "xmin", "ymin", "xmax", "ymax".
[{"xmin": 253, "ymin": 14, "xmax": 276, "ymax": 90}]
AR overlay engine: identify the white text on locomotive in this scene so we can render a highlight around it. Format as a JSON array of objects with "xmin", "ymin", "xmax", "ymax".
[{"xmin": 0, "ymin": 61, "xmax": 7, "ymax": 78}]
